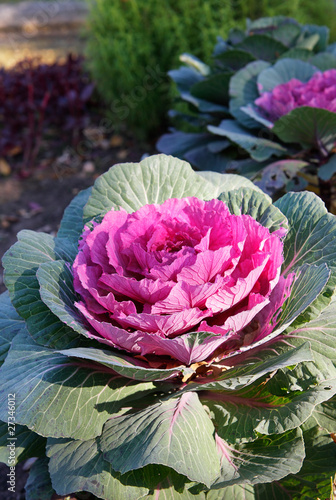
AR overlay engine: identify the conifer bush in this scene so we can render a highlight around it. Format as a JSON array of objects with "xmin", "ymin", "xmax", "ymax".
[{"xmin": 86, "ymin": 0, "xmax": 336, "ymax": 140}]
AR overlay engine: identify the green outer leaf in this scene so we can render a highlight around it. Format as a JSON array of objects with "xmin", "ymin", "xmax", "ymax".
[
  {"xmin": 0, "ymin": 332, "xmax": 154, "ymax": 439},
  {"xmin": 181, "ymin": 91, "xmax": 229, "ymax": 114},
  {"xmin": 218, "ymin": 187, "xmax": 287, "ymax": 234},
  {"xmin": 201, "ymin": 373, "xmax": 336, "ymax": 444},
  {"xmin": 83, "ymin": 154, "xmax": 217, "ymax": 222},
  {"xmin": 275, "ymin": 192, "xmax": 336, "ymax": 315},
  {"xmin": 0, "ymin": 291, "xmax": 25, "ymax": 366},
  {"xmin": 213, "ymin": 428, "xmax": 305, "ymax": 488},
  {"xmin": 276, "ymin": 263, "xmax": 330, "ymax": 331},
  {"xmin": 207, "ymin": 484, "xmax": 255, "ymax": 500},
  {"xmin": 58, "ymin": 347, "xmax": 193, "ymax": 382},
  {"xmin": 309, "ymin": 52, "xmax": 336, "ymax": 70},
  {"xmin": 144, "ymin": 471, "xmax": 206, "ymax": 500},
  {"xmin": 271, "ymin": 22, "xmax": 302, "ymax": 47},
  {"xmin": 257, "ymin": 59, "xmax": 318, "ymax": 93},
  {"xmin": 196, "ymin": 173, "xmax": 266, "ymax": 198},
  {"xmin": 215, "ymin": 50, "xmax": 256, "ymax": 71},
  {"xmin": 236, "ymin": 35, "xmax": 287, "ymax": 62},
  {"xmin": 299, "ymin": 418, "xmax": 336, "ymax": 476},
  {"xmin": 184, "ymin": 144, "xmax": 234, "ymax": 173},
  {"xmin": 279, "ymin": 48, "xmax": 312, "ymax": 61},
  {"xmin": 229, "ymin": 60, "xmax": 270, "ymax": 129},
  {"xmin": 25, "ymin": 457, "xmax": 55, "ymax": 500},
  {"xmin": 3, "ymin": 230, "xmax": 73, "ymax": 319},
  {"xmin": 257, "ymin": 421, "xmax": 336, "ymax": 499},
  {"xmin": 37, "ymin": 259, "xmax": 89, "ymax": 338},
  {"xmin": 188, "ymin": 343, "xmax": 313, "ymax": 392},
  {"xmin": 47, "ymin": 437, "xmax": 149, "ymax": 500},
  {"xmin": 2, "ymin": 230, "xmax": 80, "ymax": 348},
  {"xmin": 319, "ymin": 154, "xmax": 336, "ymax": 181},
  {"xmin": 168, "ymin": 66, "xmax": 203, "ymax": 93},
  {"xmin": 100, "ymin": 391, "xmax": 221, "ymax": 488},
  {"xmin": 272, "ymin": 107, "xmax": 336, "ymax": 152},
  {"xmin": 312, "ymin": 395, "xmax": 336, "ymax": 432},
  {"xmin": 56, "ymin": 187, "xmax": 92, "ymax": 245},
  {"xmin": 156, "ymin": 132, "xmax": 214, "ymax": 157},
  {"xmin": 0, "ymin": 421, "xmax": 46, "ymax": 466},
  {"xmin": 191, "ymin": 72, "xmax": 233, "ymax": 105},
  {"xmin": 208, "ymin": 120, "xmax": 287, "ymax": 161},
  {"xmin": 286, "ymin": 297, "xmax": 336, "ymax": 367}
]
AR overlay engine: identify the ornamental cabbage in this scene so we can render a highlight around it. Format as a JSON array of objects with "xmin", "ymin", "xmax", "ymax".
[
  {"xmin": 73, "ymin": 197, "xmax": 291, "ymax": 364},
  {"xmin": 0, "ymin": 155, "xmax": 335, "ymax": 500},
  {"xmin": 255, "ymin": 69, "xmax": 336, "ymax": 122}
]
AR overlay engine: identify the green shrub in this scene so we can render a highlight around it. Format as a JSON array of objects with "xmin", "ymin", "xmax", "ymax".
[{"xmin": 86, "ymin": 0, "xmax": 336, "ymax": 140}]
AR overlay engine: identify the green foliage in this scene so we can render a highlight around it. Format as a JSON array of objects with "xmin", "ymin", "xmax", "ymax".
[{"xmin": 86, "ymin": 0, "xmax": 336, "ymax": 140}]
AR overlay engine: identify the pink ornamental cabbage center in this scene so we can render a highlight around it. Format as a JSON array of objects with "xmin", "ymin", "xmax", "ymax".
[
  {"xmin": 255, "ymin": 68, "xmax": 336, "ymax": 122},
  {"xmin": 73, "ymin": 197, "xmax": 291, "ymax": 365}
]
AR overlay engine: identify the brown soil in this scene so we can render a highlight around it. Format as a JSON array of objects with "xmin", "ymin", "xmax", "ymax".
[{"xmin": 0, "ymin": 136, "xmax": 147, "ymax": 293}]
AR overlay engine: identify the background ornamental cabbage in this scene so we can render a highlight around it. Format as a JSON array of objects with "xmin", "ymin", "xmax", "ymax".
[
  {"xmin": 254, "ymin": 68, "xmax": 336, "ymax": 121},
  {"xmin": 0, "ymin": 155, "xmax": 336, "ymax": 499},
  {"xmin": 157, "ymin": 16, "xmax": 336, "ymax": 206}
]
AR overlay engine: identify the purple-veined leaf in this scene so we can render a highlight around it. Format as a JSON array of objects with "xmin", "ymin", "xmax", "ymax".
[
  {"xmin": 211, "ymin": 428, "xmax": 305, "ymax": 488},
  {"xmin": 275, "ymin": 263, "xmax": 330, "ymax": 331},
  {"xmin": 200, "ymin": 371, "xmax": 336, "ymax": 443},
  {"xmin": 100, "ymin": 391, "xmax": 221, "ymax": 488},
  {"xmin": 254, "ymin": 419, "xmax": 336, "ymax": 499},
  {"xmin": 286, "ymin": 295, "xmax": 336, "ymax": 367},
  {"xmin": 187, "ymin": 342, "xmax": 313, "ymax": 392},
  {"xmin": 0, "ymin": 332, "xmax": 155, "ymax": 439}
]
